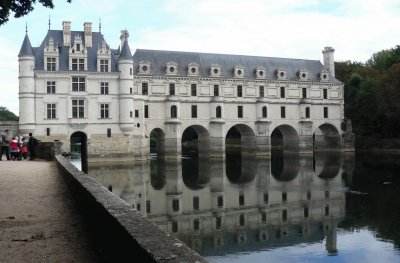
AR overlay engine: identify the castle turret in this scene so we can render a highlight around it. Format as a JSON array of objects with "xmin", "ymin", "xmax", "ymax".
[
  {"xmin": 118, "ymin": 31, "xmax": 134, "ymax": 135},
  {"xmin": 18, "ymin": 32, "xmax": 36, "ymax": 135},
  {"xmin": 322, "ymin": 47, "xmax": 335, "ymax": 77}
]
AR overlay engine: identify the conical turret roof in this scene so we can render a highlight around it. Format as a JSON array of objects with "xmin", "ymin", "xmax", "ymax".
[
  {"xmin": 119, "ymin": 39, "xmax": 132, "ymax": 60},
  {"xmin": 19, "ymin": 33, "xmax": 34, "ymax": 57}
]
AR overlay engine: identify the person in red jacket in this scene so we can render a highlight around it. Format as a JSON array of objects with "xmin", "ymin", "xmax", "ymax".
[{"xmin": 9, "ymin": 137, "xmax": 20, "ymax": 161}]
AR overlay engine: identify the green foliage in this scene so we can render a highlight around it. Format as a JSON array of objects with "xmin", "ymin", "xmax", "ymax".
[
  {"xmin": 0, "ymin": 106, "xmax": 19, "ymax": 121},
  {"xmin": 336, "ymin": 46, "xmax": 400, "ymax": 138},
  {"xmin": 0, "ymin": 0, "xmax": 72, "ymax": 26}
]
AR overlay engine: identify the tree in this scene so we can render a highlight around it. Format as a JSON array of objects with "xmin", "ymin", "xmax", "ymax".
[
  {"xmin": 0, "ymin": 0, "xmax": 71, "ymax": 26},
  {"xmin": 0, "ymin": 107, "xmax": 18, "ymax": 121}
]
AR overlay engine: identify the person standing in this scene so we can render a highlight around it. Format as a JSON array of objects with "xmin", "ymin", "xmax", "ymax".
[
  {"xmin": 28, "ymin": 132, "xmax": 38, "ymax": 160},
  {"xmin": 0, "ymin": 129, "xmax": 11, "ymax": 161},
  {"xmin": 9, "ymin": 137, "xmax": 20, "ymax": 161}
]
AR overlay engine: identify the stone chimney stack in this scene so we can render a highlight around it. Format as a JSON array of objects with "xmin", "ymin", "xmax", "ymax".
[
  {"xmin": 120, "ymin": 29, "xmax": 129, "ymax": 50},
  {"xmin": 62, "ymin": 21, "xmax": 71, "ymax": 46},
  {"xmin": 84, "ymin": 22, "xmax": 92, "ymax": 47},
  {"xmin": 322, "ymin": 46, "xmax": 335, "ymax": 77}
]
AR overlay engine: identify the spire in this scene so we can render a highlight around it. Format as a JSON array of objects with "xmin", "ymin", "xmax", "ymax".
[
  {"xmin": 48, "ymin": 15, "xmax": 51, "ymax": 30},
  {"xmin": 19, "ymin": 32, "xmax": 34, "ymax": 57},
  {"xmin": 99, "ymin": 18, "xmax": 101, "ymax": 33},
  {"xmin": 119, "ymin": 38, "xmax": 132, "ymax": 60}
]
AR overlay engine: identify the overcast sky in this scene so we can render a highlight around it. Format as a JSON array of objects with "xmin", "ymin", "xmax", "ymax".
[{"xmin": 1, "ymin": 0, "xmax": 400, "ymax": 114}]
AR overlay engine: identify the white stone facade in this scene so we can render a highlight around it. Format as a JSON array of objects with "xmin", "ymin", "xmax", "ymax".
[{"xmin": 18, "ymin": 21, "xmax": 346, "ymax": 161}]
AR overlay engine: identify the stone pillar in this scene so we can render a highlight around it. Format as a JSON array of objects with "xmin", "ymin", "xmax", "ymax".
[
  {"xmin": 164, "ymin": 122, "xmax": 181, "ymax": 160},
  {"xmin": 255, "ymin": 121, "xmax": 271, "ymax": 158},
  {"xmin": 299, "ymin": 121, "xmax": 313, "ymax": 154},
  {"xmin": 165, "ymin": 160, "xmax": 183, "ymax": 215},
  {"xmin": 325, "ymin": 221, "xmax": 338, "ymax": 254},
  {"xmin": 209, "ymin": 121, "xmax": 225, "ymax": 159}
]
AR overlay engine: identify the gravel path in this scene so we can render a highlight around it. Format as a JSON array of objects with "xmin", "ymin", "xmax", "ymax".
[{"xmin": 0, "ymin": 159, "xmax": 104, "ymax": 263}]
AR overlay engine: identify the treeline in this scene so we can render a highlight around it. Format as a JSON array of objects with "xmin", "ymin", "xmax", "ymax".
[
  {"xmin": 336, "ymin": 45, "xmax": 400, "ymax": 138},
  {"xmin": 0, "ymin": 106, "xmax": 18, "ymax": 121}
]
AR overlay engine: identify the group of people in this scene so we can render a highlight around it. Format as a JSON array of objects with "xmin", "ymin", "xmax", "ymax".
[{"xmin": 0, "ymin": 129, "xmax": 38, "ymax": 161}]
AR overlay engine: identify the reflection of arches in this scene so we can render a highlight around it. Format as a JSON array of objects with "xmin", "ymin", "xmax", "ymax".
[
  {"xmin": 181, "ymin": 125, "xmax": 210, "ymax": 158},
  {"xmin": 314, "ymin": 124, "xmax": 341, "ymax": 151},
  {"xmin": 226, "ymin": 155, "xmax": 256, "ymax": 184},
  {"xmin": 314, "ymin": 152, "xmax": 341, "ymax": 179},
  {"xmin": 271, "ymin": 125, "xmax": 299, "ymax": 152},
  {"xmin": 271, "ymin": 151, "xmax": 299, "ymax": 181},
  {"xmin": 182, "ymin": 157, "xmax": 210, "ymax": 190},
  {"xmin": 150, "ymin": 158, "xmax": 166, "ymax": 189},
  {"xmin": 150, "ymin": 128, "xmax": 165, "ymax": 157},
  {"xmin": 70, "ymin": 131, "xmax": 87, "ymax": 173},
  {"xmin": 225, "ymin": 124, "xmax": 256, "ymax": 156}
]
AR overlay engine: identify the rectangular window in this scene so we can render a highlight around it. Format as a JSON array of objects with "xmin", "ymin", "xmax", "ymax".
[
  {"xmin": 217, "ymin": 195, "xmax": 224, "ymax": 208},
  {"xmin": 262, "ymin": 212, "xmax": 267, "ymax": 223},
  {"xmin": 100, "ymin": 59, "xmax": 109, "ymax": 72},
  {"xmin": 47, "ymin": 104, "xmax": 56, "ymax": 119},
  {"xmin": 100, "ymin": 82, "xmax": 109, "ymax": 94},
  {"xmin": 237, "ymin": 85, "xmax": 243, "ymax": 97},
  {"xmin": 100, "ymin": 104, "xmax": 109, "ymax": 118},
  {"xmin": 238, "ymin": 106, "xmax": 243, "ymax": 118},
  {"xmin": 130, "ymin": 111, "xmax": 133, "ymax": 118},
  {"xmin": 78, "ymin": 59, "xmax": 84, "ymax": 71},
  {"xmin": 193, "ymin": 219, "xmax": 200, "ymax": 230},
  {"xmin": 172, "ymin": 199, "xmax": 179, "ymax": 212},
  {"xmin": 172, "ymin": 221, "xmax": 178, "ymax": 232},
  {"xmin": 324, "ymin": 107, "xmax": 328, "ymax": 118},
  {"xmin": 71, "ymin": 58, "xmax": 78, "ymax": 71},
  {"xmin": 216, "ymin": 216, "xmax": 222, "ymax": 229},
  {"xmin": 107, "ymin": 128, "xmax": 111, "ymax": 137},
  {"xmin": 144, "ymin": 105, "xmax": 149, "ymax": 118},
  {"xmin": 323, "ymin": 89, "xmax": 328, "ymax": 99},
  {"xmin": 46, "ymin": 57, "xmax": 56, "ymax": 71},
  {"xmin": 191, "ymin": 105, "xmax": 197, "ymax": 118},
  {"xmin": 169, "ymin": 83, "xmax": 175, "ymax": 95},
  {"xmin": 130, "ymin": 87, "xmax": 133, "ymax": 94},
  {"xmin": 239, "ymin": 194, "xmax": 244, "ymax": 206},
  {"xmin": 214, "ymin": 85, "xmax": 219, "ymax": 96},
  {"xmin": 282, "ymin": 192, "xmax": 287, "ymax": 202},
  {"xmin": 264, "ymin": 193, "xmax": 269, "ymax": 204},
  {"xmin": 47, "ymin": 81, "xmax": 56, "ymax": 94},
  {"xmin": 193, "ymin": 196, "xmax": 199, "ymax": 210},
  {"xmin": 72, "ymin": 77, "xmax": 85, "ymax": 92},
  {"xmin": 325, "ymin": 205, "xmax": 330, "ymax": 216},
  {"xmin": 72, "ymin": 99, "xmax": 85, "ymax": 118},
  {"xmin": 191, "ymin": 84, "xmax": 197, "ymax": 96},
  {"xmin": 240, "ymin": 214, "xmax": 245, "ymax": 226},
  {"xmin": 259, "ymin": 86, "xmax": 265, "ymax": 97},
  {"xmin": 146, "ymin": 200, "xmax": 151, "ymax": 214},
  {"xmin": 76, "ymin": 44, "xmax": 81, "ymax": 52},
  {"xmin": 280, "ymin": 87, "xmax": 285, "ymax": 98},
  {"xmin": 142, "ymin": 83, "xmax": 148, "ymax": 95},
  {"xmin": 307, "ymin": 191, "xmax": 311, "ymax": 200},
  {"xmin": 282, "ymin": 210, "xmax": 287, "ymax": 221},
  {"xmin": 46, "ymin": 128, "xmax": 50, "ymax": 136},
  {"xmin": 302, "ymin": 88, "xmax": 307, "ymax": 98},
  {"xmin": 281, "ymin": 106, "xmax": 286, "ymax": 118},
  {"xmin": 135, "ymin": 110, "xmax": 139, "ymax": 118}
]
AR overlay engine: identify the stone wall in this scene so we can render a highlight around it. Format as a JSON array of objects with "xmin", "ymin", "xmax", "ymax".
[{"xmin": 55, "ymin": 155, "xmax": 207, "ymax": 263}]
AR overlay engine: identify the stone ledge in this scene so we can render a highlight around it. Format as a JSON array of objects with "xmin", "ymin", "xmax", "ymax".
[{"xmin": 55, "ymin": 155, "xmax": 207, "ymax": 263}]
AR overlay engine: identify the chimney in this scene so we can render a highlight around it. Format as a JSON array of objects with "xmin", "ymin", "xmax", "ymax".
[
  {"xmin": 322, "ymin": 46, "xmax": 335, "ymax": 77},
  {"xmin": 62, "ymin": 21, "xmax": 71, "ymax": 46},
  {"xmin": 120, "ymin": 30, "xmax": 129, "ymax": 50},
  {"xmin": 84, "ymin": 22, "xmax": 92, "ymax": 47}
]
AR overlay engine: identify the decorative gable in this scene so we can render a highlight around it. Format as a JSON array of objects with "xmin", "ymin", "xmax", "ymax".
[
  {"xmin": 139, "ymin": 60, "xmax": 151, "ymax": 75},
  {"xmin": 210, "ymin": 64, "xmax": 222, "ymax": 77},
  {"xmin": 187, "ymin": 62, "xmax": 199, "ymax": 77},
  {"xmin": 234, "ymin": 65, "xmax": 245, "ymax": 78},
  {"xmin": 255, "ymin": 66, "xmax": 267, "ymax": 79},
  {"xmin": 276, "ymin": 67, "xmax": 287, "ymax": 80},
  {"xmin": 298, "ymin": 69, "xmax": 309, "ymax": 81},
  {"xmin": 320, "ymin": 69, "xmax": 330, "ymax": 82},
  {"xmin": 165, "ymin": 61, "xmax": 178, "ymax": 76}
]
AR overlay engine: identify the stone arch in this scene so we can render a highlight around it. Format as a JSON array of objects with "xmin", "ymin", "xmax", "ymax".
[
  {"xmin": 150, "ymin": 128, "xmax": 165, "ymax": 157},
  {"xmin": 314, "ymin": 152, "xmax": 341, "ymax": 179},
  {"xmin": 314, "ymin": 123, "xmax": 341, "ymax": 151},
  {"xmin": 271, "ymin": 151, "xmax": 299, "ymax": 181},
  {"xmin": 225, "ymin": 124, "xmax": 256, "ymax": 157},
  {"xmin": 182, "ymin": 157, "xmax": 210, "ymax": 190},
  {"xmin": 150, "ymin": 158, "xmax": 166, "ymax": 190},
  {"xmin": 271, "ymin": 124, "xmax": 299, "ymax": 152},
  {"xmin": 70, "ymin": 131, "xmax": 87, "ymax": 173},
  {"xmin": 181, "ymin": 125, "xmax": 210, "ymax": 158}
]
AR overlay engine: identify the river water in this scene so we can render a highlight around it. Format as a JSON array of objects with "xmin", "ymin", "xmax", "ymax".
[{"xmin": 87, "ymin": 152, "xmax": 400, "ymax": 263}]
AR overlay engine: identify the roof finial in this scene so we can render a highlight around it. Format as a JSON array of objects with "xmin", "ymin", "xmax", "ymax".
[
  {"xmin": 125, "ymin": 28, "xmax": 127, "ymax": 39},
  {"xmin": 99, "ymin": 18, "xmax": 101, "ymax": 33},
  {"xmin": 25, "ymin": 22, "xmax": 28, "ymax": 34},
  {"xmin": 48, "ymin": 15, "xmax": 51, "ymax": 30}
]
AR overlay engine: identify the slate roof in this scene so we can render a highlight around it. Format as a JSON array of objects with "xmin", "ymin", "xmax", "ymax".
[
  {"xmin": 29, "ymin": 30, "xmax": 120, "ymax": 72},
  {"xmin": 18, "ymin": 34, "xmax": 34, "ymax": 57},
  {"xmin": 119, "ymin": 39, "xmax": 133, "ymax": 60},
  {"xmin": 133, "ymin": 49, "xmax": 342, "ymax": 84}
]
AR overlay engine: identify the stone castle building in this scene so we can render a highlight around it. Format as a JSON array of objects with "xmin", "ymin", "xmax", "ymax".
[{"xmin": 18, "ymin": 21, "xmax": 350, "ymax": 161}]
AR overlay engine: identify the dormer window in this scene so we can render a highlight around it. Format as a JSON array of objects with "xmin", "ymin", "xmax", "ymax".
[
  {"xmin": 234, "ymin": 65, "xmax": 245, "ymax": 78},
  {"xmin": 165, "ymin": 61, "xmax": 178, "ymax": 76},
  {"xmin": 320, "ymin": 69, "xmax": 330, "ymax": 82},
  {"xmin": 70, "ymin": 35, "xmax": 87, "ymax": 71},
  {"xmin": 256, "ymin": 66, "xmax": 267, "ymax": 79},
  {"xmin": 210, "ymin": 64, "xmax": 222, "ymax": 77},
  {"xmin": 277, "ymin": 68, "xmax": 287, "ymax": 80},
  {"xmin": 97, "ymin": 40, "xmax": 111, "ymax": 72},
  {"xmin": 187, "ymin": 62, "xmax": 199, "ymax": 77},
  {"xmin": 100, "ymin": 59, "xmax": 109, "ymax": 72},
  {"xmin": 76, "ymin": 44, "xmax": 80, "ymax": 52},
  {"xmin": 72, "ymin": 58, "xmax": 85, "ymax": 71},
  {"xmin": 298, "ymin": 69, "xmax": 309, "ymax": 81},
  {"xmin": 138, "ymin": 60, "xmax": 151, "ymax": 75},
  {"xmin": 44, "ymin": 37, "xmax": 59, "ymax": 71},
  {"xmin": 47, "ymin": 58, "xmax": 56, "ymax": 71}
]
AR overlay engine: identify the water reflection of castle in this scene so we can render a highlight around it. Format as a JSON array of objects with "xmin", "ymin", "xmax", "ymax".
[{"xmin": 89, "ymin": 152, "xmax": 354, "ymax": 256}]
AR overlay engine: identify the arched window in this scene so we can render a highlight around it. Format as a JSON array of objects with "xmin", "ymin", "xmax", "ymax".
[
  {"xmin": 262, "ymin": 106, "xmax": 267, "ymax": 118},
  {"xmin": 216, "ymin": 106, "xmax": 222, "ymax": 118},
  {"xmin": 171, "ymin": 105, "xmax": 177, "ymax": 118},
  {"xmin": 305, "ymin": 107, "xmax": 310, "ymax": 118}
]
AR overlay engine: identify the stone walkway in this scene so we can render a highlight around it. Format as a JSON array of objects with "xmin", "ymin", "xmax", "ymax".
[{"xmin": 0, "ymin": 159, "xmax": 105, "ymax": 263}]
